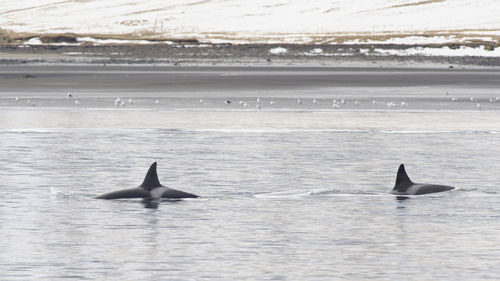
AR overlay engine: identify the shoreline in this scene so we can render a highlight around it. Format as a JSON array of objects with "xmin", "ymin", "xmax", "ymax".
[{"xmin": 1, "ymin": 43, "xmax": 500, "ymax": 68}]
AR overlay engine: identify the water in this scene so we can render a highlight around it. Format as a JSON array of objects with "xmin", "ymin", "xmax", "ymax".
[{"xmin": 1, "ymin": 67, "xmax": 500, "ymax": 280}]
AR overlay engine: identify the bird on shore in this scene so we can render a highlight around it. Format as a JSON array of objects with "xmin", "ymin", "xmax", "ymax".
[
  {"xmin": 387, "ymin": 101, "xmax": 396, "ymax": 108},
  {"xmin": 115, "ymin": 97, "xmax": 124, "ymax": 106}
]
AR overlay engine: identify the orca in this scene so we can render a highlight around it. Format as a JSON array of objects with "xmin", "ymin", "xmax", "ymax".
[
  {"xmin": 390, "ymin": 164, "xmax": 454, "ymax": 195},
  {"xmin": 95, "ymin": 162, "xmax": 199, "ymax": 199}
]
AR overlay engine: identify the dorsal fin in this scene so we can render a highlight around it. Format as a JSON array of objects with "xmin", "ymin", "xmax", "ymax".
[
  {"xmin": 140, "ymin": 162, "xmax": 162, "ymax": 190},
  {"xmin": 394, "ymin": 164, "xmax": 413, "ymax": 189}
]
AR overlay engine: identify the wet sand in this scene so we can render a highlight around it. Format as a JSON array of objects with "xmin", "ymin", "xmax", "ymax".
[
  {"xmin": 1, "ymin": 65, "xmax": 500, "ymax": 131},
  {"xmin": 1, "ymin": 65, "xmax": 500, "ymax": 96}
]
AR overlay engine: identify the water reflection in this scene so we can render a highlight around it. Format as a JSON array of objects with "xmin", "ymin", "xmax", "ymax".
[
  {"xmin": 396, "ymin": 196, "xmax": 410, "ymax": 202},
  {"xmin": 141, "ymin": 198, "xmax": 184, "ymax": 209},
  {"xmin": 142, "ymin": 199, "xmax": 160, "ymax": 209},
  {"xmin": 395, "ymin": 195, "xmax": 410, "ymax": 209}
]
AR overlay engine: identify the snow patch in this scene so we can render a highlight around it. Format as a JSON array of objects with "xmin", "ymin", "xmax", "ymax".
[
  {"xmin": 78, "ymin": 37, "xmax": 173, "ymax": 45},
  {"xmin": 375, "ymin": 46, "xmax": 500, "ymax": 57},
  {"xmin": 269, "ymin": 47, "xmax": 288, "ymax": 55},
  {"xmin": 26, "ymin": 38, "xmax": 43, "ymax": 45},
  {"xmin": 303, "ymin": 48, "xmax": 324, "ymax": 56}
]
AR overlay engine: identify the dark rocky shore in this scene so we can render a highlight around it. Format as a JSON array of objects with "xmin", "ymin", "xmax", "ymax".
[{"xmin": 1, "ymin": 42, "xmax": 499, "ymax": 67}]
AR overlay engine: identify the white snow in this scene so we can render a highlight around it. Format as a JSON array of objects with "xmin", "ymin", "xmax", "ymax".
[
  {"xmin": 303, "ymin": 48, "xmax": 324, "ymax": 56},
  {"xmin": 375, "ymin": 46, "xmax": 500, "ymax": 57},
  {"xmin": 269, "ymin": 47, "xmax": 288, "ymax": 55},
  {"xmin": 1, "ymin": 0, "xmax": 499, "ymax": 44},
  {"xmin": 342, "ymin": 35, "xmax": 498, "ymax": 45},
  {"xmin": 343, "ymin": 36, "xmax": 458, "ymax": 45},
  {"xmin": 22, "ymin": 36, "xmax": 174, "ymax": 46},
  {"xmin": 25, "ymin": 38, "xmax": 43, "ymax": 45},
  {"xmin": 78, "ymin": 37, "xmax": 171, "ymax": 45}
]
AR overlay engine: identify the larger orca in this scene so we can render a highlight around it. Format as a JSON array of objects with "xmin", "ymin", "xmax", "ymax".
[
  {"xmin": 390, "ymin": 164, "xmax": 454, "ymax": 195},
  {"xmin": 95, "ymin": 162, "xmax": 198, "ymax": 199}
]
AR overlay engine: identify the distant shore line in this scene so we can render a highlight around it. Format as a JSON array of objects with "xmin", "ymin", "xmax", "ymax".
[{"xmin": 1, "ymin": 42, "xmax": 500, "ymax": 67}]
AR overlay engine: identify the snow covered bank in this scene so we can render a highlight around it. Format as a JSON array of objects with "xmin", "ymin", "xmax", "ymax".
[{"xmin": 1, "ymin": 0, "xmax": 499, "ymax": 45}]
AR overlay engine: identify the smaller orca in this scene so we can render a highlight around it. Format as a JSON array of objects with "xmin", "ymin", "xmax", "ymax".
[
  {"xmin": 95, "ymin": 162, "xmax": 198, "ymax": 200},
  {"xmin": 390, "ymin": 164, "xmax": 454, "ymax": 195}
]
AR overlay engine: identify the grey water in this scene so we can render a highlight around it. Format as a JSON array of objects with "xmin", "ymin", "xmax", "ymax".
[{"xmin": 1, "ymin": 66, "xmax": 500, "ymax": 280}]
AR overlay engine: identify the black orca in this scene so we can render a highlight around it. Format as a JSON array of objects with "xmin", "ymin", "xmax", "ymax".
[
  {"xmin": 390, "ymin": 164, "xmax": 454, "ymax": 195},
  {"xmin": 95, "ymin": 162, "xmax": 198, "ymax": 199}
]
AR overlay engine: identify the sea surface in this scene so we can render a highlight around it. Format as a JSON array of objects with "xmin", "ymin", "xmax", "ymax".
[{"xmin": 0, "ymin": 66, "xmax": 499, "ymax": 280}]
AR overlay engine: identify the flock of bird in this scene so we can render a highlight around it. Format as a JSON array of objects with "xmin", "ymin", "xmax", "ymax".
[{"xmin": 11, "ymin": 92, "xmax": 500, "ymax": 109}]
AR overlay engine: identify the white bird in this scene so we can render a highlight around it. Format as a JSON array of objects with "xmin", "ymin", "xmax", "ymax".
[
  {"xmin": 155, "ymin": 100, "xmax": 160, "ymax": 104},
  {"xmin": 67, "ymin": 92, "xmax": 72, "ymax": 98},
  {"xmin": 332, "ymin": 103, "xmax": 340, "ymax": 109},
  {"xmin": 313, "ymin": 99, "xmax": 319, "ymax": 104},
  {"xmin": 400, "ymin": 101, "xmax": 408, "ymax": 107},
  {"xmin": 199, "ymin": 98, "xmax": 204, "ymax": 104},
  {"xmin": 470, "ymin": 97, "xmax": 475, "ymax": 102},
  {"xmin": 477, "ymin": 103, "xmax": 482, "ymax": 109},
  {"xmin": 372, "ymin": 100, "xmax": 377, "ymax": 104},
  {"xmin": 75, "ymin": 100, "xmax": 80, "ymax": 106},
  {"xmin": 341, "ymin": 99, "xmax": 346, "ymax": 104},
  {"xmin": 269, "ymin": 100, "xmax": 276, "ymax": 105},
  {"xmin": 354, "ymin": 100, "xmax": 360, "ymax": 105},
  {"xmin": 128, "ymin": 98, "xmax": 134, "ymax": 104},
  {"xmin": 114, "ymin": 97, "xmax": 122, "ymax": 106},
  {"xmin": 224, "ymin": 100, "xmax": 231, "ymax": 104},
  {"xmin": 15, "ymin": 97, "xmax": 19, "ymax": 101},
  {"xmin": 256, "ymin": 98, "xmax": 261, "ymax": 103},
  {"xmin": 387, "ymin": 101, "xmax": 396, "ymax": 108},
  {"xmin": 239, "ymin": 100, "xmax": 245, "ymax": 105},
  {"xmin": 489, "ymin": 98, "xmax": 494, "ymax": 103},
  {"xmin": 451, "ymin": 97, "xmax": 458, "ymax": 102}
]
